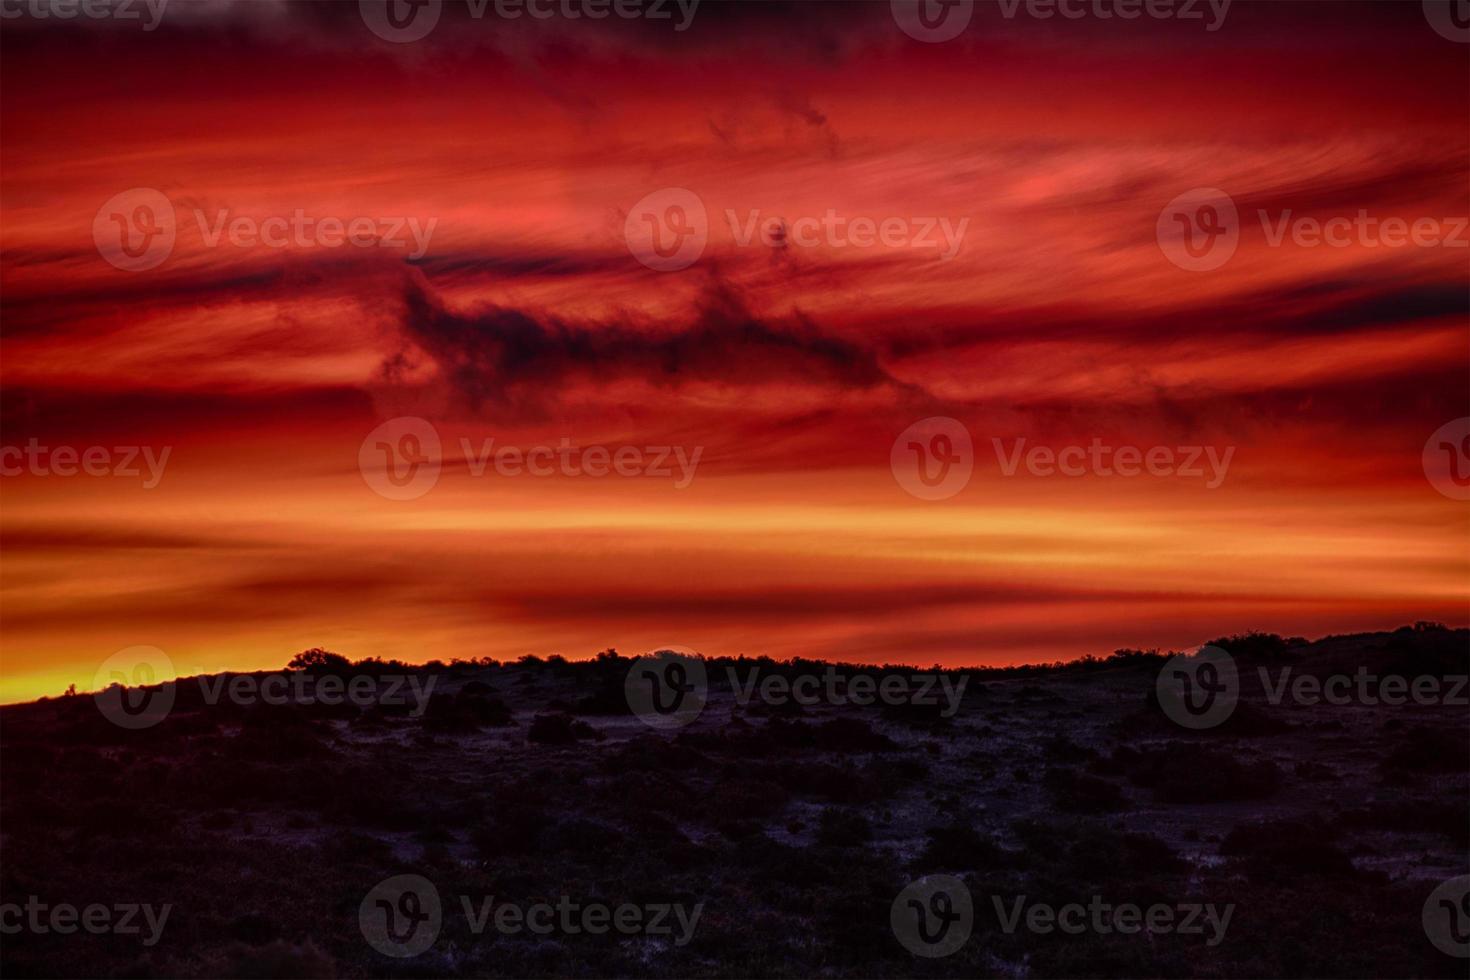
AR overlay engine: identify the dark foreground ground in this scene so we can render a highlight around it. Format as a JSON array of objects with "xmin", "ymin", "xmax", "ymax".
[{"xmin": 1, "ymin": 625, "xmax": 1467, "ymax": 978}]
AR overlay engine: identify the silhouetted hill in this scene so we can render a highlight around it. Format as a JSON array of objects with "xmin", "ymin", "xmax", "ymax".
[{"xmin": 2, "ymin": 625, "xmax": 1465, "ymax": 977}]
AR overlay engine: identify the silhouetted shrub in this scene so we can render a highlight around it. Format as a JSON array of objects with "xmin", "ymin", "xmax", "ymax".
[
  {"xmin": 1117, "ymin": 745, "xmax": 1281, "ymax": 803},
  {"xmin": 227, "ymin": 708, "xmax": 333, "ymax": 760},
  {"xmin": 703, "ymin": 776, "xmax": 791, "ymax": 819},
  {"xmin": 814, "ymin": 718, "xmax": 897, "ymax": 752},
  {"xmin": 1207, "ymin": 631, "xmax": 1298, "ymax": 661},
  {"xmin": 472, "ymin": 802, "xmax": 546, "ymax": 859},
  {"xmin": 1337, "ymin": 799, "xmax": 1470, "ymax": 848},
  {"xmin": 1222, "ymin": 818, "xmax": 1357, "ymax": 880},
  {"xmin": 1383, "ymin": 725, "xmax": 1470, "ymax": 772},
  {"xmin": 422, "ymin": 692, "xmax": 513, "ymax": 733},
  {"xmin": 612, "ymin": 735, "xmax": 709, "ymax": 772},
  {"xmin": 286, "ymin": 648, "xmax": 353, "ymax": 676},
  {"xmin": 1009, "ymin": 821, "xmax": 1186, "ymax": 887},
  {"xmin": 880, "ymin": 697, "xmax": 953, "ymax": 728},
  {"xmin": 817, "ymin": 807, "xmax": 873, "ymax": 846},
  {"xmin": 1042, "ymin": 735, "xmax": 1097, "ymax": 763},
  {"xmin": 772, "ymin": 761, "xmax": 883, "ymax": 804},
  {"xmin": 1044, "ymin": 768, "xmax": 1125, "ymax": 813},
  {"xmin": 915, "ymin": 822, "xmax": 1007, "ymax": 871},
  {"xmin": 541, "ymin": 817, "xmax": 626, "ymax": 855},
  {"xmin": 865, "ymin": 755, "xmax": 929, "ymax": 796},
  {"xmin": 572, "ymin": 670, "xmax": 635, "ymax": 715},
  {"xmin": 1217, "ymin": 701, "xmax": 1292, "ymax": 736},
  {"xmin": 744, "ymin": 696, "xmax": 807, "ymax": 718},
  {"xmin": 527, "ymin": 713, "xmax": 601, "ymax": 744}
]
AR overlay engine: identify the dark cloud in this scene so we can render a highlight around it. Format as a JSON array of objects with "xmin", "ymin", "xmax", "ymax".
[
  {"xmin": 406, "ymin": 248, "xmax": 626, "ymax": 281},
  {"xmin": 881, "ymin": 272, "xmax": 1470, "ymax": 357},
  {"xmin": 0, "ymin": 0, "xmax": 886, "ymax": 62},
  {"xmin": 0, "ymin": 564, "xmax": 413, "ymax": 633},
  {"xmin": 773, "ymin": 90, "xmax": 840, "ymax": 158},
  {"xmin": 387, "ymin": 269, "xmax": 912, "ymax": 418},
  {"xmin": 0, "ymin": 250, "xmax": 403, "ymax": 336},
  {"xmin": 0, "ymin": 524, "xmax": 268, "ymax": 553},
  {"xmin": 0, "ymin": 385, "xmax": 368, "ymax": 442},
  {"xmin": 1235, "ymin": 157, "xmax": 1470, "ymax": 218}
]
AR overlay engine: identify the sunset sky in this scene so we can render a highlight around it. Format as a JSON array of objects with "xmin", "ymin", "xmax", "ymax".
[{"xmin": 1, "ymin": 0, "xmax": 1467, "ymax": 703}]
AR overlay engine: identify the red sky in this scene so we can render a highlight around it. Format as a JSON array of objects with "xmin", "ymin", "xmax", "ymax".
[{"xmin": 1, "ymin": 0, "xmax": 1467, "ymax": 703}]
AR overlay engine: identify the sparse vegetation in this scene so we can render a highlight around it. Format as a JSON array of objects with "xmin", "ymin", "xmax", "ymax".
[{"xmin": 2, "ymin": 625, "xmax": 1465, "ymax": 978}]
